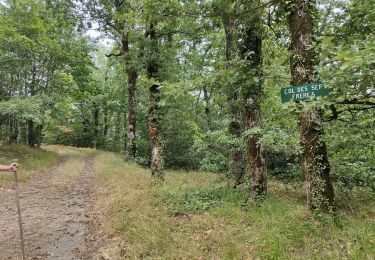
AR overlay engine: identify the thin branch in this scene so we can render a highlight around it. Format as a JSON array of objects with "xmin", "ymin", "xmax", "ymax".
[
  {"xmin": 106, "ymin": 52, "xmax": 123, "ymax": 58},
  {"xmin": 162, "ymin": 0, "xmax": 279, "ymax": 19},
  {"xmin": 326, "ymin": 104, "xmax": 339, "ymax": 121},
  {"xmin": 336, "ymin": 99, "xmax": 375, "ymax": 106},
  {"xmin": 325, "ymin": 104, "xmax": 375, "ymax": 122}
]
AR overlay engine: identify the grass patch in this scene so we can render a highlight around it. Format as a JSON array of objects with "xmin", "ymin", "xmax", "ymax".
[
  {"xmin": 93, "ymin": 151, "xmax": 375, "ymax": 259},
  {"xmin": 163, "ymin": 186, "xmax": 246, "ymax": 214},
  {"xmin": 0, "ymin": 144, "xmax": 59, "ymax": 186},
  {"xmin": 51, "ymin": 155, "xmax": 85, "ymax": 186},
  {"xmin": 44, "ymin": 145, "xmax": 97, "ymax": 187}
]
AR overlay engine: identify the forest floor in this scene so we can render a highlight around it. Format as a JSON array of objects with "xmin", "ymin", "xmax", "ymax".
[{"xmin": 0, "ymin": 145, "xmax": 374, "ymax": 259}]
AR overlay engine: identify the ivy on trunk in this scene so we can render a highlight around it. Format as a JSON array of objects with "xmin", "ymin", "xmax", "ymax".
[{"xmin": 288, "ymin": 0, "xmax": 335, "ymax": 214}]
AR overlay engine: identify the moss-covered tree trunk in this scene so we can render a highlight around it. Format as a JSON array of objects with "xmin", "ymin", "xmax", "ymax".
[
  {"xmin": 147, "ymin": 23, "xmax": 164, "ymax": 181},
  {"xmin": 241, "ymin": 22, "xmax": 267, "ymax": 200},
  {"xmin": 223, "ymin": 15, "xmax": 245, "ymax": 187},
  {"xmin": 122, "ymin": 35, "xmax": 138, "ymax": 160},
  {"xmin": 126, "ymin": 70, "xmax": 137, "ymax": 159},
  {"xmin": 288, "ymin": 0, "xmax": 335, "ymax": 213}
]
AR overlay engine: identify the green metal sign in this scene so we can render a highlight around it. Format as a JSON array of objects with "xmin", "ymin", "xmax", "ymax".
[{"xmin": 281, "ymin": 83, "xmax": 330, "ymax": 103}]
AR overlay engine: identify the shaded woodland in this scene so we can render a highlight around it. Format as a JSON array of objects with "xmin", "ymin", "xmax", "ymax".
[{"xmin": 0, "ymin": 0, "xmax": 374, "ymax": 216}]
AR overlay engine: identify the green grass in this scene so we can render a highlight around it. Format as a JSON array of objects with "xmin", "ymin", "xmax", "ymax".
[
  {"xmin": 163, "ymin": 186, "xmax": 247, "ymax": 214},
  {"xmin": 0, "ymin": 144, "xmax": 60, "ymax": 186},
  {"xmin": 93, "ymin": 151, "xmax": 375, "ymax": 259}
]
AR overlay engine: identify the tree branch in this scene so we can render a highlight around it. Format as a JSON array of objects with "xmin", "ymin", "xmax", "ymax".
[
  {"xmin": 106, "ymin": 52, "xmax": 123, "ymax": 58},
  {"xmin": 336, "ymin": 99, "xmax": 375, "ymax": 106},
  {"xmin": 325, "ymin": 104, "xmax": 375, "ymax": 122},
  {"xmin": 162, "ymin": 0, "xmax": 279, "ymax": 19}
]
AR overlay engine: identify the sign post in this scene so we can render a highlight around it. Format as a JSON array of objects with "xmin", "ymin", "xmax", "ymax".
[{"xmin": 281, "ymin": 83, "xmax": 330, "ymax": 103}]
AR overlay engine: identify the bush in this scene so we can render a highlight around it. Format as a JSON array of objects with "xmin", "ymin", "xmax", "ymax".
[
  {"xmin": 266, "ymin": 151, "xmax": 302, "ymax": 182},
  {"xmin": 163, "ymin": 186, "xmax": 246, "ymax": 215},
  {"xmin": 193, "ymin": 130, "xmax": 232, "ymax": 173}
]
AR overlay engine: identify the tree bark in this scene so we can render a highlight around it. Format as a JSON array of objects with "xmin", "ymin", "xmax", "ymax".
[
  {"xmin": 223, "ymin": 15, "xmax": 245, "ymax": 188},
  {"xmin": 241, "ymin": 23, "xmax": 267, "ymax": 200},
  {"xmin": 114, "ymin": 110, "xmax": 121, "ymax": 152},
  {"xmin": 288, "ymin": 0, "xmax": 335, "ymax": 213},
  {"xmin": 93, "ymin": 105, "xmax": 100, "ymax": 148},
  {"xmin": 16, "ymin": 121, "xmax": 22, "ymax": 144},
  {"xmin": 147, "ymin": 23, "xmax": 164, "ymax": 181},
  {"xmin": 27, "ymin": 67, "xmax": 37, "ymax": 148},
  {"xmin": 112, "ymin": 0, "xmax": 139, "ymax": 159},
  {"xmin": 28, "ymin": 119, "xmax": 35, "ymax": 148},
  {"xmin": 35, "ymin": 124, "xmax": 43, "ymax": 148},
  {"xmin": 148, "ymin": 84, "xmax": 163, "ymax": 180},
  {"xmin": 126, "ymin": 69, "xmax": 137, "ymax": 160},
  {"xmin": 103, "ymin": 104, "xmax": 109, "ymax": 148},
  {"xmin": 121, "ymin": 33, "xmax": 138, "ymax": 160},
  {"xmin": 202, "ymin": 84, "xmax": 212, "ymax": 131},
  {"xmin": 8, "ymin": 117, "xmax": 17, "ymax": 144}
]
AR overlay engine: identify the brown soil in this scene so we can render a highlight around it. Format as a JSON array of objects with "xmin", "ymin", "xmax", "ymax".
[{"xmin": 0, "ymin": 154, "xmax": 107, "ymax": 259}]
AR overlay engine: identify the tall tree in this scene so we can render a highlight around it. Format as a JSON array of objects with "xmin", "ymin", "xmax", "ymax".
[
  {"xmin": 146, "ymin": 22, "xmax": 164, "ymax": 180},
  {"xmin": 92, "ymin": 0, "xmax": 140, "ymax": 159},
  {"xmin": 237, "ymin": 2, "xmax": 267, "ymax": 200},
  {"xmin": 287, "ymin": 0, "xmax": 335, "ymax": 213},
  {"xmin": 118, "ymin": 8, "xmax": 138, "ymax": 161},
  {"xmin": 222, "ymin": 11, "xmax": 245, "ymax": 188}
]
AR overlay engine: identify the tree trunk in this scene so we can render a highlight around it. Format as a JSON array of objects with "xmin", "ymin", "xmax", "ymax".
[
  {"xmin": 93, "ymin": 105, "xmax": 100, "ymax": 148},
  {"xmin": 114, "ymin": 110, "xmax": 121, "ymax": 152},
  {"xmin": 148, "ymin": 84, "xmax": 164, "ymax": 180},
  {"xmin": 8, "ymin": 117, "xmax": 17, "ymax": 144},
  {"xmin": 223, "ymin": 15, "xmax": 245, "ymax": 188},
  {"xmin": 126, "ymin": 69, "xmax": 137, "ymax": 160},
  {"xmin": 35, "ymin": 124, "xmax": 43, "ymax": 148},
  {"xmin": 28, "ymin": 66, "xmax": 37, "ymax": 148},
  {"xmin": 28, "ymin": 119, "xmax": 35, "ymax": 148},
  {"xmin": 16, "ymin": 121, "xmax": 22, "ymax": 144},
  {"xmin": 147, "ymin": 23, "xmax": 164, "ymax": 181},
  {"xmin": 288, "ymin": 0, "xmax": 335, "ymax": 213},
  {"xmin": 103, "ymin": 104, "xmax": 109, "ymax": 148},
  {"xmin": 121, "ymin": 32, "xmax": 138, "ymax": 160},
  {"xmin": 113, "ymin": 0, "xmax": 139, "ymax": 158},
  {"xmin": 241, "ymin": 23, "xmax": 267, "ymax": 200},
  {"xmin": 202, "ymin": 84, "xmax": 212, "ymax": 131}
]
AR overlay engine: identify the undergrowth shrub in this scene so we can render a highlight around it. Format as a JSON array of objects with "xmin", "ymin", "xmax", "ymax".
[
  {"xmin": 193, "ymin": 130, "xmax": 231, "ymax": 173},
  {"xmin": 163, "ymin": 186, "xmax": 246, "ymax": 215}
]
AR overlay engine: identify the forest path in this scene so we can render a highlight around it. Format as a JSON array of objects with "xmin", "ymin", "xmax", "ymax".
[{"xmin": 0, "ymin": 146, "xmax": 106, "ymax": 260}]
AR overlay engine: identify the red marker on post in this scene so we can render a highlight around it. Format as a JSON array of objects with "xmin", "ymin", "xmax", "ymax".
[{"xmin": 12, "ymin": 163, "xmax": 25, "ymax": 260}]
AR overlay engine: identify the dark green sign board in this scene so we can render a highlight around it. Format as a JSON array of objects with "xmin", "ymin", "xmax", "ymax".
[{"xmin": 281, "ymin": 83, "xmax": 330, "ymax": 103}]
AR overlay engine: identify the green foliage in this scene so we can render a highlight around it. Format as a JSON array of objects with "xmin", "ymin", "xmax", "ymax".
[
  {"xmin": 0, "ymin": 96, "xmax": 44, "ymax": 124},
  {"xmin": 327, "ymin": 120, "xmax": 375, "ymax": 191},
  {"xmin": 0, "ymin": 0, "xmax": 373, "ymax": 210},
  {"xmin": 164, "ymin": 186, "xmax": 246, "ymax": 215},
  {"xmin": 0, "ymin": 0, "xmax": 373, "ymax": 255},
  {"xmin": 193, "ymin": 130, "xmax": 231, "ymax": 173}
]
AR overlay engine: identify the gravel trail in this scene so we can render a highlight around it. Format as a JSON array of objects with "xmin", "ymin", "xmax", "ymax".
[{"xmin": 0, "ymin": 153, "xmax": 105, "ymax": 260}]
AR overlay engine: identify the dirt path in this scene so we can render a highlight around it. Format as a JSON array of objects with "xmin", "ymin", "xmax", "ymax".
[{"xmin": 0, "ymin": 150, "xmax": 106, "ymax": 259}]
